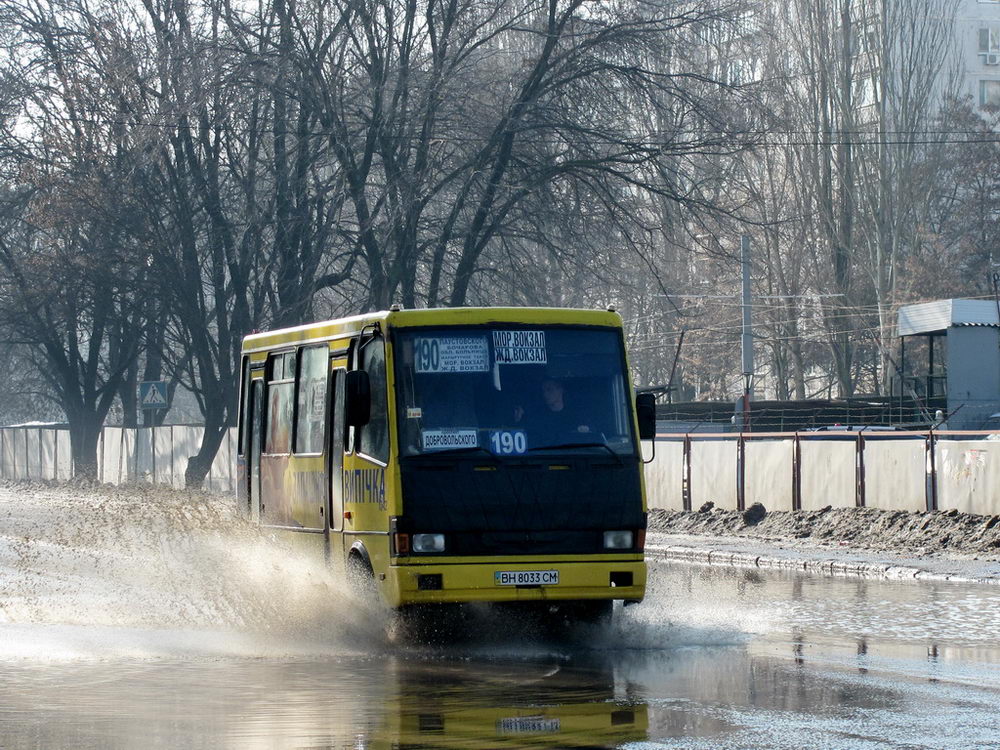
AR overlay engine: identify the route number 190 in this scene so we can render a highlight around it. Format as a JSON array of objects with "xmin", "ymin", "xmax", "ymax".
[{"xmin": 489, "ymin": 430, "xmax": 527, "ymax": 455}]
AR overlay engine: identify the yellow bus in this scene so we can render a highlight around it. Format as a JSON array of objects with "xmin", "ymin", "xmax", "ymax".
[{"xmin": 236, "ymin": 307, "xmax": 655, "ymax": 624}]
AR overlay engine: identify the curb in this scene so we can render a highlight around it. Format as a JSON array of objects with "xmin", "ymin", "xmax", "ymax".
[{"xmin": 646, "ymin": 544, "xmax": 1000, "ymax": 586}]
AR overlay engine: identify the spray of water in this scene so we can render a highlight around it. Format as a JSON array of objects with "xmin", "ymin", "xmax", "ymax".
[
  {"xmin": 0, "ymin": 483, "xmax": 768, "ymax": 661},
  {"xmin": 0, "ymin": 482, "xmax": 390, "ymax": 659}
]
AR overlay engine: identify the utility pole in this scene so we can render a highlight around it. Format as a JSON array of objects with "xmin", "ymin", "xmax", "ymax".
[
  {"xmin": 741, "ymin": 234, "xmax": 753, "ymax": 430},
  {"xmin": 992, "ymin": 272, "xmax": 1000, "ymax": 333}
]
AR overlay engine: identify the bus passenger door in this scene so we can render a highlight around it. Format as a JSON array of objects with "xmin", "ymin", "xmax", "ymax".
[
  {"xmin": 329, "ymin": 370, "xmax": 346, "ymax": 532},
  {"xmin": 249, "ymin": 379, "xmax": 264, "ymax": 523}
]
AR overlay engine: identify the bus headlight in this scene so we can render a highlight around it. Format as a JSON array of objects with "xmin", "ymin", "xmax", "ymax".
[
  {"xmin": 603, "ymin": 530, "xmax": 633, "ymax": 550},
  {"xmin": 412, "ymin": 533, "xmax": 446, "ymax": 553}
]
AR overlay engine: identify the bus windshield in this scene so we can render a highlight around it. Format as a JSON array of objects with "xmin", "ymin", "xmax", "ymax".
[{"xmin": 394, "ymin": 326, "xmax": 636, "ymax": 457}]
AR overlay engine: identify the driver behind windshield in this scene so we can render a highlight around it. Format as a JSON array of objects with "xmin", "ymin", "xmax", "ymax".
[{"xmin": 513, "ymin": 377, "xmax": 591, "ymax": 445}]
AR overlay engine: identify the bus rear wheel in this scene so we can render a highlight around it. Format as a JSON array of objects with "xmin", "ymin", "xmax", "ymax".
[
  {"xmin": 548, "ymin": 600, "xmax": 613, "ymax": 628},
  {"xmin": 573, "ymin": 599, "xmax": 614, "ymax": 625},
  {"xmin": 501, "ymin": 600, "xmax": 614, "ymax": 636}
]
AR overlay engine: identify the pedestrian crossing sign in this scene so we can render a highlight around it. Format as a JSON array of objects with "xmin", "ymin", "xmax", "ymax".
[{"xmin": 140, "ymin": 381, "xmax": 169, "ymax": 409}]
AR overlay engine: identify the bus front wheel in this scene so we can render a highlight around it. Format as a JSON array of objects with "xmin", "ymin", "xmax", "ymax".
[{"xmin": 346, "ymin": 553, "xmax": 377, "ymax": 602}]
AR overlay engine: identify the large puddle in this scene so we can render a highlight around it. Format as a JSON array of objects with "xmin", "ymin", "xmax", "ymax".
[{"xmin": 2, "ymin": 486, "xmax": 999, "ymax": 748}]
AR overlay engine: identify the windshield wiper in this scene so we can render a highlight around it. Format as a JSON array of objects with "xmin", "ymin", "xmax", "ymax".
[
  {"xmin": 528, "ymin": 441, "xmax": 624, "ymax": 464},
  {"xmin": 422, "ymin": 446, "xmax": 499, "ymax": 461}
]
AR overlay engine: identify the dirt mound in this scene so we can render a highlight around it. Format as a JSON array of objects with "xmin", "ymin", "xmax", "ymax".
[{"xmin": 649, "ymin": 506, "xmax": 1000, "ymax": 560}]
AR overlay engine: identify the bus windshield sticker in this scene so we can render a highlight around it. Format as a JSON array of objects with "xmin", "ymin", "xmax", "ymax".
[
  {"xmin": 406, "ymin": 407, "xmax": 423, "ymax": 419},
  {"xmin": 309, "ymin": 381, "xmax": 326, "ymax": 416},
  {"xmin": 414, "ymin": 337, "xmax": 489, "ymax": 373},
  {"xmin": 492, "ymin": 330, "xmax": 547, "ymax": 364},
  {"xmin": 422, "ymin": 429, "xmax": 479, "ymax": 451},
  {"xmin": 489, "ymin": 430, "xmax": 527, "ymax": 455}
]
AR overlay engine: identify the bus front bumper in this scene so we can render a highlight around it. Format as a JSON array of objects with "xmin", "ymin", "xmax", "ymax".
[{"xmin": 386, "ymin": 558, "xmax": 646, "ymax": 607}]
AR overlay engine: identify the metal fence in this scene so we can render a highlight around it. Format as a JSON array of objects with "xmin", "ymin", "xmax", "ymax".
[
  {"xmin": 0, "ymin": 426, "xmax": 238, "ymax": 494},
  {"xmin": 646, "ymin": 431, "xmax": 1000, "ymax": 516},
  {"xmin": 4, "ymin": 425, "xmax": 1000, "ymax": 515}
]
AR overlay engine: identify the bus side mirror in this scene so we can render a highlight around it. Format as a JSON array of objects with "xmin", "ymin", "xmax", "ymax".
[
  {"xmin": 636, "ymin": 392, "xmax": 656, "ymax": 440},
  {"xmin": 345, "ymin": 370, "xmax": 371, "ymax": 427}
]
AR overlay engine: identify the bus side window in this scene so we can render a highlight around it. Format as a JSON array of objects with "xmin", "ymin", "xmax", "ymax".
[
  {"xmin": 358, "ymin": 338, "xmax": 389, "ymax": 463},
  {"xmin": 294, "ymin": 345, "xmax": 328, "ymax": 454},
  {"xmin": 265, "ymin": 351, "xmax": 295, "ymax": 454},
  {"xmin": 237, "ymin": 356, "xmax": 249, "ymax": 456}
]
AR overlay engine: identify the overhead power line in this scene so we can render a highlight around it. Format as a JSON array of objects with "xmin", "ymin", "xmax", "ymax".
[{"xmin": 9, "ymin": 111, "xmax": 1000, "ymax": 150}]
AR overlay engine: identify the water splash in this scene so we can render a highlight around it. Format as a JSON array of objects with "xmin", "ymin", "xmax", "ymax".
[
  {"xmin": 0, "ymin": 484, "xmax": 766, "ymax": 661},
  {"xmin": 0, "ymin": 483, "xmax": 388, "ymax": 659}
]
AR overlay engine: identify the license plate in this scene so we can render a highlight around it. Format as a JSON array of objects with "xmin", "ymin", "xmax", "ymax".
[
  {"xmin": 496, "ymin": 716, "xmax": 561, "ymax": 735},
  {"xmin": 494, "ymin": 570, "xmax": 559, "ymax": 586}
]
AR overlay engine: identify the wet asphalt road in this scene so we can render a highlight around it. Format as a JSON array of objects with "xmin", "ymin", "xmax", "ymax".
[{"xmin": 2, "ymin": 557, "xmax": 999, "ymax": 749}]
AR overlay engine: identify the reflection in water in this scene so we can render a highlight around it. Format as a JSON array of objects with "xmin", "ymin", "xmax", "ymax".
[
  {"xmin": 380, "ymin": 656, "xmax": 648, "ymax": 749},
  {"xmin": 653, "ymin": 560, "xmax": 1000, "ymax": 661},
  {"xmin": 3, "ymin": 605, "xmax": 1000, "ymax": 750},
  {"xmin": 0, "ymin": 655, "xmax": 651, "ymax": 750},
  {"xmin": 4, "ymin": 636, "xmax": 998, "ymax": 750}
]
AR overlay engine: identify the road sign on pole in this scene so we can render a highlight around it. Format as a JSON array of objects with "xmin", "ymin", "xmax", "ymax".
[{"xmin": 139, "ymin": 381, "xmax": 169, "ymax": 409}]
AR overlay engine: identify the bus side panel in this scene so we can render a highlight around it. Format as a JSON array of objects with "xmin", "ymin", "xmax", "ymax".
[
  {"xmin": 340, "ymin": 332, "xmax": 399, "ymax": 601},
  {"xmin": 341, "ymin": 452, "xmax": 394, "ymax": 600},
  {"xmin": 260, "ymin": 454, "xmax": 291, "ymax": 526},
  {"xmin": 326, "ymin": 364, "xmax": 349, "ymax": 578},
  {"xmin": 291, "ymin": 457, "xmax": 327, "ymax": 530},
  {"xmin": 261, "ymin": 456, "xmax": 326, "ymax": 530}
]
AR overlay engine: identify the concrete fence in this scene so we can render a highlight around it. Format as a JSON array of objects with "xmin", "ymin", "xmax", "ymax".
[
  {"xmin": 646, "ymin": 432, "xmax": 1000, "ymax": 516},
  {"xmin": 4, "ymin": 425, "xmax": 1000, "ymax": 514},
  {"xmin": 0, "ymin": 426, "xmax": 238, "ymax": 494}
]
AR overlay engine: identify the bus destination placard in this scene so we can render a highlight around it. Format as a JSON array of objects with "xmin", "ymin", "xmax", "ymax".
[
  {"xmin": 414, "ymin": 337, "xmax": 489, "ymax": 373},
  {"xmin": 493, "ymin": 330, "xmax": 547, "ymax": 364}
]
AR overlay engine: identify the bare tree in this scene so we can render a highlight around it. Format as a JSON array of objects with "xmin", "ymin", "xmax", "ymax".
[
  {"xmin": 0, "ymin": 187, "xmax": 145, "ymax": 475},
  {"xmin": 861, "ymin": 0, "xmax": 957, "ymax": 391},
  {"xmin": 251, "ymin": 0, "xmax": 755, "ymax": 311},
  {"xmin": 716, "ymin": 0, "xmax": 959, "ymax": 398},
  {"xmin": 0, "ymin": 0, "xmax": 156, "ymax": 473}
]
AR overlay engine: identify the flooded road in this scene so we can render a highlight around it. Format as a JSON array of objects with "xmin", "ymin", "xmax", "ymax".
[{"xmin": 2, "ymin": 487, "xmax": 1000, "ymax": 749}]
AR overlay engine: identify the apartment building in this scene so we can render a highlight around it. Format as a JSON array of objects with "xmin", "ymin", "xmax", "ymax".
[{"xmin": 949, "ymin": 0, "xmax": 1000, "ymax": 106}]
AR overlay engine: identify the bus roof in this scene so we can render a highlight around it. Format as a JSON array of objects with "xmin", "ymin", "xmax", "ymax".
[{"xmin": 241, "ymin": 307, "xmax": 622, "ymax": 353}]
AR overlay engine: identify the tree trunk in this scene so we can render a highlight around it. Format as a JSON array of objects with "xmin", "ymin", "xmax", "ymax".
[
  {"xmin": 118, "ymin": 361, "xmax": 139, "ymax": 428},
  {"xmin": 790, "ymin": 338, "xmax": 807, "ymax": 400},
  {"xmin": 184, "ymin": 424, "xmax": 228, "ymax": 489},
  {"xmin": 184, "ymin": 400, "xmax": 228, "ymax": 488},
  {"xmin": 67, "ymin": 409, "xmax": 103, "ymax": 480}
]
